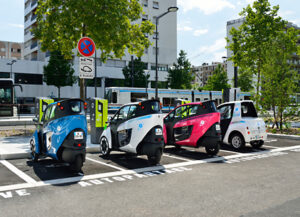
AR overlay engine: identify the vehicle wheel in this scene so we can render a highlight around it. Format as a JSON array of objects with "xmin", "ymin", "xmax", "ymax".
[
  {"xmin": 251, "ymin": 140, "xmax": 264, "ymax": 149},
  {"xmin": 70, "ymin": 155, "xmax": 83, "ymax": 173},
  {"xmin": 100, "ymin": 137, "xmax": 111, "ymax": 157},
  {"xmin": 30, "ymin": 139, "xmax": 39, "ymax": 162},
  {"xmin": 230, "ymin": 133, "xmax": 245, "ymax": 149},
  {"xmin": 175, "ymin": 144, "xmax": 182, "ymax": 150},
  {"xmin": 148, "ymin": 149, "xmax": 162, "ymax": 166},
  {"xmin": 205, "ymin": 143, "xmax": 220, "ymax": 155}
]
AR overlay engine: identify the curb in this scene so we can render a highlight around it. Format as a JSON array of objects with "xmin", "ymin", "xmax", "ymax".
[
  {"xmin": 267, "ymin": 133, "xmax": 300, "ymax": 140},
  {"xmin": 0, "ymin": 146, "xmax": 100, "ymax": 160}
]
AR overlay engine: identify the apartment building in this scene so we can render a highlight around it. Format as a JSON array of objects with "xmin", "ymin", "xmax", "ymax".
[
  {"xmin": 226, "ymin": 18, "xmax": 300, "ymax": 86},
  {"xmin": 193, "ymin": 62, "xmax": 227, "ymax": 87},
  {"xmin": 20, "ymin": 0, "xmax": 177, "ymax": 99},
  {"xmin": 0, "ymin": 41, "xmax": 24, "ymax": 60}
]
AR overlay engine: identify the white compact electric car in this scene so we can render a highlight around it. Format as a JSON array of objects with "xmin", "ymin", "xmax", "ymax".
[
  {"xmin": 99, "ymin": 100, "xmax": 164, "ymax": 165},
  {"xmin": 217, "ymin": 100, "xmax": 267, "ymax": 149}
]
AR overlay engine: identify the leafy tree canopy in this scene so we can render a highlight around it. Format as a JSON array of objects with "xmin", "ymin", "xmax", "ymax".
[
  {"xmin": 203, "ymin": 64, "xmax": 230, "ymax": 91},
  {"xmin": 168, "ymin": 50, "xmax": 194, "ymax": 89},
  {"xmin": 43, "ymin": 51, "xmax": 77, "ymax": 98},
  {"xmin": 34, "ymin": 0, "xmax": 155, "ymax": 60},
  {"xmin": 122, "ymin": 57, "xmax": 149, "ymax": 88}
]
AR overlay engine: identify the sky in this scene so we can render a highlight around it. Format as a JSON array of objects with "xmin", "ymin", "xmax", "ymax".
[{"xmin": 0, "ymin": 0, "xmax": 299, "ymax": 66}]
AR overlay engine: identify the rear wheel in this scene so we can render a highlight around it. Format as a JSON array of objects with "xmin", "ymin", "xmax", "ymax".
[
  {"xmin": 230, "ymin": 133, "xmax": 245, "ymax": 149},
  {"xmin": 250, "ymin": 140, "xmax": 264, "ymax": 149},
  {"xmin": 205, "ymin": 143, "xmax": 220, "ymax": 155},
  {"xmin": 100, "ymin": 137, "xmax": 111, "ymax": 157},
  {"xmin": 148, "ymin": 149, "xmax": 162, "ymax": 166},
  {"xmin": 70, "ymin": 155, "xmax": 83, "ymax": 173},
  {"xmin": 30, "ymin": 139, "xmax": 39, "ymax": 162}
]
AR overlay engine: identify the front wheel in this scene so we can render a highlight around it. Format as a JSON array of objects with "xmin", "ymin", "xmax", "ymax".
[
  {"xmin": 70, "ymin": 155, "xmax": 83, "ymax": 173},
  {"xmin": 148, "ymin": 149, "xmax": 162, "ymax": 166},
  {"xmin": 250, "ymin": 140, "xmax": 264, "ymax": 149},
  {"xmin": 100, "ymin": 137, "xmax": 111, "ymax": 157},
  {"xmin": 205, "ymin": 143, "xmax": 220, "ymax": 155},
  {"xmin": 30, "ymin": 139, "xmax": 39, "ymax": 162}
]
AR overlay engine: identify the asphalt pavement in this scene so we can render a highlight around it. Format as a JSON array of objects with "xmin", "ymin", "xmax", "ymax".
[{"xmin": 0, "ymin": 138, "xmax": 299, "ymax": 217}]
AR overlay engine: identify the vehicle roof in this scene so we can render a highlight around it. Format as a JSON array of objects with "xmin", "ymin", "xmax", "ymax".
[
  {"xmin": 49, "ymin": 98, "xmax": 84, "ymax": 106},
  {"xmin": 217, "ymin": 100, "xmax": 254, "ymax": 107},
  {"xmin": 120, "ymin": 99, "xmax": 160, "ymax": 107}
]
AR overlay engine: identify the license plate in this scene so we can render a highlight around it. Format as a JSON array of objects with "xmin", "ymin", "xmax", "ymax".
[
  {"xmin": 74, "ymin": 132, "xmax": 83, "ymax": 140},
  {"xmin": 216, "ymin": 124, "xmax": 221, "ymax": 131},
  {"xmin": 155, "ymin": 128, "xmax": 162, "ymax": 135}
]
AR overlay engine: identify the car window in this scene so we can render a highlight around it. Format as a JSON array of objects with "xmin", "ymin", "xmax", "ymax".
[
  {"xmin": 241, "ymin": 102, "xmax": 258, "ymax": 117},
  {"xmin": 69, "ymin": 101, "xmax": 82, "ymax": 113},
  {"xmin": 188, "ymin": 105, "xmax": 199, "ymax": 116},
  {"xmin": 218, "ymin": 105, "xmax": 232, "ymax": 120},
  {"xmin": 127, "ymin": 105, "xmax": 138, "ymax": 119},
  {"xmin": 174, "ymin": 105, "xmax": 189, "ymax": 118},
  {"xmin": 117, "ymin": 106, "xmax": 130, "ymax": 121},
  {"xmin": 43, "ymin": 105, "xmax": 52, "ymax": 122},
  {"xmin": 49, "ymin": 105, "xmax": 56, "ymax": 120}
]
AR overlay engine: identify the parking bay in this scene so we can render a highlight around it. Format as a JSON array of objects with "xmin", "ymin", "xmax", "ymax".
[{"xmin": 0, "ymin": 137, "xmax": 299, "ymax": 192}]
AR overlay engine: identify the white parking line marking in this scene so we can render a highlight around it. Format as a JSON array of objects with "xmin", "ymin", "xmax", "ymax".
[
  {"xmin": 86, "ymin": 157, "xmax": 125, "ymax": 171},
  {"xmin": 263, "ymin": 145, "xmax": 279, "ymax": 149},
  {"xmin": 220, "ymin": 149, "xmax": 239, "ymax": 154},
  {"xmin": 0, "ymin": 160, "xmax": 37, "ymax": 184},
  {"xmin": 0, "ymin": 144, "xmax": 299, "ymax": 193},
  {"xmin": 265, "ymin": 139, "xmax": 278, "ymax": 143},
  {"xmin": 163, "ymin": 153, "xmax": 192, "ymax": 162}
]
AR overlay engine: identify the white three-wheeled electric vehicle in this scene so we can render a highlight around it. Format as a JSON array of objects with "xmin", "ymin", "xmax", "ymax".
[
  {"xmin": 99, "ymin": 100, "xmax": 164, "ymax": 165},
  {"xmin": 217, "ymin": 100, "xmax": 267, "ymax": 149}
]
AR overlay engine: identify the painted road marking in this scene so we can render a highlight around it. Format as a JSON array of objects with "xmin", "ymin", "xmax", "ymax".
[
  {"xmin": 263, "ymin": 145, "xmax": 279, "ymax": 149},
  {"xmin": 163, "ymin": 153, "xmax": 192, "ymax": 162},
  {"xmin": 265, "ymin": 139, "xmax": 277, "ymax": 143},
  {"xmin": 0, "ymin": 144, "xmax": 299, "ymax": 193},
  {"xmin": 86, "ymin": 157, "xmax": 125, "ymax": 171},
  {"xmin": 219, "ymin": 149, "xmax": 240, "ymax": 154},
  {"xmin": 0, "ymin": 160, "xmax": 37, "ymax": 184}
]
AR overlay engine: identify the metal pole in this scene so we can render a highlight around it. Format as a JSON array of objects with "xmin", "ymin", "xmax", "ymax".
[
  {"xmin": 234, "ymin": 65, "xmax": 238, "ymax": 88},
  {"xmin": 155, "ymin": 19, "xmax": 158, "ymax": 100},
  {"xmin": 131, "ymin": 55, "xmax": 134, "ymax": 87},
  {"xmin": 10, "ymin": 64, "xmax": 12, "ymax": 79},
  {"xmin": 94, "ymin": 49, "xmax": 97, "ymax": 97}
]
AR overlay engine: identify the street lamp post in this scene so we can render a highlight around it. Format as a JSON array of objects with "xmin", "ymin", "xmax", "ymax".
[
  {"xmin": 155, "ymin": 6, "xmax": 178, "ymax": 100},
  {"xmin": 144, "ymin": 70, "xmax": 150, "ymax": 99},
  {"xmin": 6, "ymin": 60, "xmax": 17, "ymax": 80}
]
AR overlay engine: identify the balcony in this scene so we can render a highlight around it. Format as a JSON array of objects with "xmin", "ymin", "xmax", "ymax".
[
  {"xmin": 31, "ymin": 14, "xmax": 37, "ymax": 21},
  {"xmin": 31, "ymin": 0, "xmax": 38, "ymax": 8},
  {"xmin": 31, "ymin": 42, "xmax": 38, "ymax": 49}
]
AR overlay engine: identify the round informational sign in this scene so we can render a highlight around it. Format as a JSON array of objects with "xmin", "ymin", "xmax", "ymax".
[{"xmin": 77, "ymin": 37, "xmax": 96, "ymax": 57}]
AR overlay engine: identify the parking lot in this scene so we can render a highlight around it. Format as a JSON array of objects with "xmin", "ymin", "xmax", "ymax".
[{"xmin": 0, "ymin": 137, "xmax": 299, "ymax": 217}]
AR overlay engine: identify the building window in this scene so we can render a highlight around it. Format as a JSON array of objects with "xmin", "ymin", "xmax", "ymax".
[
  {"xmin": 151, "ymin": 64, "xmax": 168, "ymax": 71},
  {"xmin": 0, "ymin": 72, "xmax": 10, "ymax": 78},
  {"xmin": 145, "ymin": 48, "xmax": 148, "ymax": 54},
  {"xmin": 153, "ymin": 32, "xmax": 159, "ymax": 39},
  {"xmin": 153, "ymin": 47, "xmax": 159, "ymax": 55},
  {"xmin": 0, "ymin": 48, "xmax": 5, "ymax": 52},
  {"xmin": 153, "ymin": 1, "xmax": 159, "ymax": 9},
  {"xmin": 105, "ymin": 59, "xmax": 126, "ymax": 68},
  {"xmin": 15, "ymin": 73, "xmax": 43, "ymax": 85},
  {"xmin": 142, "ymin": 14, "xmax": 148, "ymax": 22},
  {"xmin": 11, "ymin": 48, "xmax": 14, "ymax": 52},
  {"xmin": 153, "ymin": 16, "xmax": 157, "ymax": 23},
  {"xmin": 143, "ymin": 0, "xmax": 148, "ymax": 7}
]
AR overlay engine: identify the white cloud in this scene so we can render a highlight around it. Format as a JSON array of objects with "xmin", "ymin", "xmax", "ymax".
[
  {"xmin": 193, "ymin": 29, "xmax": 209, "ymax": 36},
  {"xmin": 8, "ymin": 23, "xmax": 24, "ymax": 29},
  {"xmin": 178, "ymin": 0, "xmax": 235, "ymax": 15},
  {"xmin": 279, "ymin": 10, "xmax": 295, "ymax": 18},
  {"xmin": 213, "ymin": 51, "xmax": 227, "ymax": 62},
  {"xmin": 178, "ymin": 24, "xmax": 193, "ymax": 32},
  {"xmin": 190, "ymin": 38, "xmax": 226, "ymax": 61},
  {"xmin": 245, "ymin": 0, "xmax": 255, "ymax": 4}
]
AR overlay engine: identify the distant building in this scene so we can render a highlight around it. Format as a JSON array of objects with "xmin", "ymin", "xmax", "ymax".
[
  {"xmin": 192, "ymin": 62, "xmax": 227, "ymax": 87},
  {"xmin": 0, "ymin": 41, "xmax": 24, "ymax": 60},
  {"xmin": 226, "ymin": 18, "xmax": 300, "ymax": 87}
]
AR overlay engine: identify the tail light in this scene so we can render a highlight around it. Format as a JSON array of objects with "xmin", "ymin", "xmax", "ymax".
[
  {"xmin": 84, "ymin": 102, "xmax": 88, "ymax": 110},
  {"xmin": 60, "ymin": 106, "xmax": 64, "ymax": 110}
]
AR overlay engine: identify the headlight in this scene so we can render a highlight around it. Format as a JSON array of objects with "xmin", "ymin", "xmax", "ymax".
[
  {"xmin": 215, "ymin": 123, "xmax": 221, "ymax": 131},
  {"xmin": 155, "ymin": 128, "xmax": 162, "ymax": 135},
  {"xmin": 74, "ymin": 131, "xmax": 84, "ymax": 140},
  {"xmin": 46, "ymin": 132, "xmax": 53, "ymax": 151}
]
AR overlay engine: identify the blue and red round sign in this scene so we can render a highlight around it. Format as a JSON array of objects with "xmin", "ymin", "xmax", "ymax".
[{"xmin": 77, "ymin": 37, "xmax": 95, "ymax": 57}]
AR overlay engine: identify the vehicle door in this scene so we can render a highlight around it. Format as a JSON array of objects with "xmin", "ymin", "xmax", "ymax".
[
  {"xmin": 164, "ymin": 105, "xmax": 188, "ymax": 144},
  {"xmin": 40, "ymin": 105, "xmax": 55, "ymax": 153},
  {"xmin": 110, "ymin": 105, "xmax": 130, "ymax": 148},
  {"xmin": 217, "ymin": 104, "xmax": 234, "ymax": 139}
]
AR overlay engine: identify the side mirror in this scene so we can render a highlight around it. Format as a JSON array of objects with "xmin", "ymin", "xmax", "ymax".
[
  {"xmin": 32, "ymin": 117, "xmax": 38, "ymax": 123},
  {"xmin": 106, "ymin": 116, "xmax": 112, "ymax": 125}
]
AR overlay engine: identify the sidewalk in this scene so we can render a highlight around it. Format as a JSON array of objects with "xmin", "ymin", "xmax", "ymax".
[{"xmin": 0, "ymin": 135, "xmax": 100, "ymax": 160}]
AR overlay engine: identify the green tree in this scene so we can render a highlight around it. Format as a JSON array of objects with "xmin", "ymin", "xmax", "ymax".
[
  {"xmin": 168, "ymin": 50, "xmax": 194, "ymax": 89},
  {"xmin": 122, "ymin": 58, "xmax": 150, "ymax": 88},
  {"xmin": 260, "ymin": 28, "xmax": 300, "ymax": 131},
  {"xmin": 43, "ymin": 51, "xmax": 77, "ymax": 99},
  {"xmin": 34, "ymin": 0, "xmax": 154, "ymax": 60},
  {"xmin": 203, "ymin": 64, "xmax": 230, "ymax": 91},
  {"xmin": 227, "ymin": 0, "xmax": 285, "ymax": 99},
  {"xmin": 236, "ymin": 68, "xmax": 254, "ymax": 92}
]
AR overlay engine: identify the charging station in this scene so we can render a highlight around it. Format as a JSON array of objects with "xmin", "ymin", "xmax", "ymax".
[
  {"xmin": 90, "ymin": 98, "xmax": 108, "ymax": 144},
  {"xmin": 35, "ymin": 97, "xmax": 54, "ymax": 122}
]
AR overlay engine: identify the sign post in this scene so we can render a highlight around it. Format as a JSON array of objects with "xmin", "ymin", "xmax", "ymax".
[{"xmin": 77, "ymin": 37, "xmax": 96, "ymax": 100}]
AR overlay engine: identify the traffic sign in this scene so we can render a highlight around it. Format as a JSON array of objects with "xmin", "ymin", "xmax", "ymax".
[
  {"xmin": 79, "ymin": 57, "xmax": 95, "ymax": 79},
  {"xmin": 78, "ymin": 37, "xmax": 96, "ymax": 57}
]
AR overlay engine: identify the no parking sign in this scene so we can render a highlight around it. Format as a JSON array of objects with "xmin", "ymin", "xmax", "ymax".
[
  {"xmin": 77, "ymin": 37, "xmax": 95, "ymax": 57},
  {"xmin": 78, "ymin": 37, "xmax": 96, "ymax": 79}
]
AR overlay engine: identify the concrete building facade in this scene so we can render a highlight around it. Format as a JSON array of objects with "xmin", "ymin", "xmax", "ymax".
[
  {"xmin": 0, "ymin": 41, "xmax": 24, "ymax": 60},
  {"xmin": 226, "ymin": 18, "xmax": 300, "ymax": 86},
  {"xmin": 193, "ymin": 62, "xmax": 227, "ymax": 87},
  {"xmin": 18, "ymin": 0, "xmax": 177, "ymax": 100}
]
